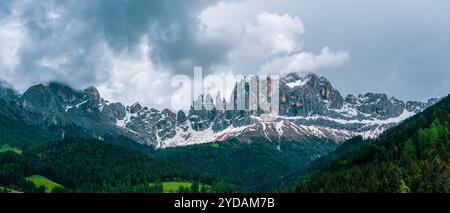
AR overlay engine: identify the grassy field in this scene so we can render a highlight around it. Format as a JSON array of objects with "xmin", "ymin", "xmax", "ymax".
[
  {"xmin": 149, "ymin": 181, "xmax": 210, "ymax": 193},
  {"xmin": 25, "ymin": 175, "xmax": 64, "ymax": 193},
  {"xmin": 0, "ymin": 185, "xmax": 22, "ymax": 193},
  {"xmin": 0, "ymin": 144, "xmax": 22, "ymax": 154}
]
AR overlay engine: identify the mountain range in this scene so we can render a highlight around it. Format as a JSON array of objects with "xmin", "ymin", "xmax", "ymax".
[
  {"xmin": 0, "ymin": 73, "xmax": 438, "ymax": 149},
  {"xmin": 0, "ymin": 73, "xmax": 446, "ymax": 193}
]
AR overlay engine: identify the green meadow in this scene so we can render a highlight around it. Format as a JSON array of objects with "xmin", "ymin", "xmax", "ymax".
[
  {"xmin": 0, "ymin": 144, "xmax": 22, "ymax": 154},
  {"xmin": 0, "ymin": 185, "xmax": 22, "ymax": 193},
  {"xmin": 149, "ymin": 181, "xmax": 210, "ymax": 193},
  {"xmin": 25, "ymin": 175, "xmax": 64, "ymax": 193}
]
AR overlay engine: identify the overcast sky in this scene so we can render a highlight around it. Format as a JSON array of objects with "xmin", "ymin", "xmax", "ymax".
[{"xmin": 1, "ymin": 0, "xmax": 449, "ymax": 108}]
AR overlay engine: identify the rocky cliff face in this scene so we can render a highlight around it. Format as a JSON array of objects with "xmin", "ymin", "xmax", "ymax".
[
  {"xmin": 0, "ymin": 74, "xmax": 439, "ymax": 148},
  {"xmin": 280, "ymin": 73, "xmax": 344, "ymax": 116}
]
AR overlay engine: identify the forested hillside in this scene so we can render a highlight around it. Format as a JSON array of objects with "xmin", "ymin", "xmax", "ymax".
[
  {"xmin": 274, "ymin": 136, "xmax": 371, "ymax": 191},
  {"xmin": 0, "ymin": 114, "xmax": 57, "ymax": 148},
  {"xmin": 156, "ymin": 136, "xmax": 337, "ymax": 192},
  {"xmin": 295, "ymin": 95, "xmax": 450, "ymax": 192},
  {"xmin": 0, "ymin": 138, "xmax": 234, "ymax": 193}
]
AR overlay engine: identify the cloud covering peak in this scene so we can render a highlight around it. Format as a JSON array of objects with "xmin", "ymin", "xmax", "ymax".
[{"xmin": 0, "ymin": 0, "xmax": 449, "ymax": 108}]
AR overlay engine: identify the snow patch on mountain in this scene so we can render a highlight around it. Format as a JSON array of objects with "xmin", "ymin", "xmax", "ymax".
[
  {"xmin": 286, "ymin": 77, "xmax": 309, "ymax": 88},
  {"xmin": 159, "ymin": 123, "xmax": 250, "ymax": 148},
  {"xmin": 116, "ymin": 111, "xmax": 135, "ymax": 128},
  {"xmin": 287, "ymin": 108, "xmax": 415, "ymax": 126}
]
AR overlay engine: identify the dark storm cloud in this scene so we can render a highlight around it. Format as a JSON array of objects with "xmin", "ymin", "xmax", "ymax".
[
  {"xmin": 77, "ymin": 0, "xmax": 231, "ymax": 74},
  {"xmin": 1, "ymin": 0, "xmax": 229, "ymax": 92}
]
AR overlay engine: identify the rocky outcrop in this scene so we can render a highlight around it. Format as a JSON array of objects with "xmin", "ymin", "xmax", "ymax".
[{"xmin": 279, "ymin": 73, "xmax": 344, "ymax": 117}]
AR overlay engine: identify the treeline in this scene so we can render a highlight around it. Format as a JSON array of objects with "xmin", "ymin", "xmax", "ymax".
[
  {"xmin": 295, "ymin": 95, "xmax": 450, "ymax": 192},
  {"xmin": 0, "ymin": 151, "xmax": 46, "ymax": 193}
]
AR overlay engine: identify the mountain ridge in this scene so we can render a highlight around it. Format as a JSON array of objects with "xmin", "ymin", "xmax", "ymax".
[{"xmin": 0, "ymin": 73, "xmax": 439, "ymax": 148}]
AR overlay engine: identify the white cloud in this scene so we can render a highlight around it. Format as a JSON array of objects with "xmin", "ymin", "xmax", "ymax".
[
  {"xmin": 38, "ymin": 56, "xmax": 70, "ymax": 71},
  {"xmin": 96, "ymin": 36, "xmax": 173, "ymax": 108},
  {"xmin": 199, "ymin": 1, "xmax": 350, "ymax": 78},
  {"xmin": 260, "ymin": 47, "xmax": 351, "ymax": 75},
  {"xmin": 0, "ymin": 19, "xmax": 26, "ymax": 76},
  {"xmin": 199, "ymin": 1, "xmax": 260, "ymax": 34},
  {"xmin": 201, "ymin": 10, "xmax": 305, "ymax": 56},
  {"xmin": 248, "ymin": 13, "xmax": 305, "ymax": 54}
]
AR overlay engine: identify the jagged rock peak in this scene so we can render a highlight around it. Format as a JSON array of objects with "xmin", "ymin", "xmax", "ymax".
[
  {"xmin": 83, "ymin": 86, "xmax": 101, "ymax": 101},
  {"xmin": 46, "ymin": 82, "xmax": 83, "ymax": 102},
  {"xmin": 177, "ymin": 110, "xmax": 187, "ymax": 124},
  {"xmin": 128, "ymin": 102, "xmax": 143, "ymax": 113},
  {"xmin": 161, "ymin": 108, "xmax": 176, "ymax": 119}
]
